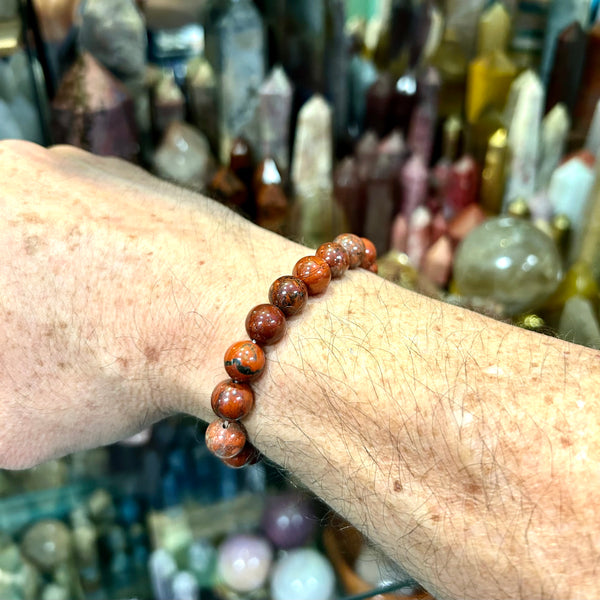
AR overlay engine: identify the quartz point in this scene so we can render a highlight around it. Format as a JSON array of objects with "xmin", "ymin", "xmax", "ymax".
[
  {"xmin": 324, "ymin": 0, "xmax": 350, "ymax": 140},
  {"xmin": 363, "ymin": 152, "xmax": 397, "ymax": 255},
  {"xmin": 466, "ymin": 49, "xmax": 516, "ymax": 124},
  {"xmin": 454, "ymin": 217, "xmax": 562, "ymax": 316},
  {"xmin": 79, "ymin": 0, "xmax": 147, "ymax": 79},
  {"xmin": 406, "ymin": 205, "xmax": 432, "ymax": 269},
  {"xmin": 585, "ymin": 99, "xmax": 600, "ymax": 159},
  {"xmin": 445, "ymin": 0, "xmax": 486, "ymax": 56},
  {"xmin": 348, "ymin": 53, "xmax": 378, "ymax": 133},
  {"xmin": 334, "ymin": 156, "xmax": 363, "ymax": 236},
  {"xmin": 152, "ymin": 122, "xmax": 217, "ymax": 192},
  {"xmin": 291, "ymin": 95, "xmax": 342, "ymax": 247},
  {"xmin": 547, "ymin": 157, "xmax": 594, "ymax": 262},
  {"xmin": 573, "ymin": 21, "xmax": 600, "ymax": 144},
  {"xmin": 545, "ymin": 21, "xmax": 586, "ymax": 116},
  {"xmin": 255, "ymin": 158, "xmax": 288, "ymax": 232},
  {"xmin": 540, "ymin": 0, "xmax": 590, "ymax": 84},
  {"xmin": 503, "ymin": 70, "xmax": 544, "ymax": 207},
  {"xmin": 400, "ymin": 154, "xmax": 428, "ymax": 220},
  {"xmin": 186, "ymin": 56, "xmax": 219, "ymax": 154},
  {"xmin": 407, "ymin": 66, "xmax": 440, "ymax": 165},
  {"xmin": 51, "ymin": 53, "xmax": 138, "ymax": 161},
  {"xmin": 213, "ymin": 0, "xmax": 265, "ymax": 163},
  {"xmin": 476, "ymin": 2, "xmax": 511, "ymax": 57},
  {"xmin": 422, "ymin": 234, "xmax": 453, "ymax": 288},
  {"xmin": 576, "ymin": 161, "xmax": 600, "ymax": 280},
  {"xmin": 292, "ymin": 95, "xmax": 333, "ymax": 198},
  {"xmin": 258, "ymin": 65, "xmax": 293, "ymax": 175},
  {"xmin": 537, "ymin": 104, "xmax": 570, "ymax": 192},
  {"xmin": 480, "ymin": 128, "xmax": 508, "ymax": 215},
  {"xmin": 445, "ymin": 155, "xmax": 479, "ymax": 220}
]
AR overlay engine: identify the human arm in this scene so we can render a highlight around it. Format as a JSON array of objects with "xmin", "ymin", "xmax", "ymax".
[{"xmin": 0, "ymin": 140, "xmax": 599, "ymax": 599}]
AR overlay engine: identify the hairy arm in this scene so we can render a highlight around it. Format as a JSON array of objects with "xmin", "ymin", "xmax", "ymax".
[{"xmin": 1, "ymin": 141, "xmax": 599, "ymax": 599}]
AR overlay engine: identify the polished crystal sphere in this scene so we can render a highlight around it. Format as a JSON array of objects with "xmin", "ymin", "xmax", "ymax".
[
  {"xmin": 217, "ymin": 533, "xmax": 272, "ymax": 593},
  {"xmin": 270, "ymin": 548, "xmax": 335, "ymax": 600},
  {"xmin": 454, "ymin": 217, "xmax": 562, "ymax": 315}
]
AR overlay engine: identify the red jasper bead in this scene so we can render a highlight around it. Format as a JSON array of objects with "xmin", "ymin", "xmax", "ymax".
[
  {"xmin": 205, "ymin": 419, "xmax": 247, "ymax": 459},
  {"xmin": 211, "ymin": 379, "xmax": 254, "ymax": 420},
  {"xmin": 268, "ymin": 276, "xmax": 308, "ymax": 316},
  {"xmin": 222, "ymin": 442, "xmax": 261, "ymax": 468},
  {"xmin": 245, "ymin": 303, "xmax": 286, "ymax": 345},
  {"xmin": 224, "ymin": 340, "xmax": 266, "ymax": 382},
  {"xmin": 316, "ymin": 242, "xmax": 349, "ymax": 278},
  {"xmin": 292, "ymin": 256, "xmax": 331, "ymax": 295},
  {"xmin": 334, "ymin": 233, "xmax": 366, "ymax": 268},
  {"xmin": 360, "ymin": 237, "xmax": 377, "ymax": 269},
  {"xmin": 368, "ymin": 262, "xmax": 378, "ymax": 274}
]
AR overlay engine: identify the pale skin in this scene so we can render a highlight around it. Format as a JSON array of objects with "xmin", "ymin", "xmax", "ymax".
[{"xmin": 0, "ymin": 140, "xmax": 599, "ymax": 599}]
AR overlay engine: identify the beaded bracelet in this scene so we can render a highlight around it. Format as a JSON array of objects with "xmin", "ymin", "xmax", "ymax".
[{"xmin": 205, "ymin": 233, "xmax": 378, "ymax": 468}]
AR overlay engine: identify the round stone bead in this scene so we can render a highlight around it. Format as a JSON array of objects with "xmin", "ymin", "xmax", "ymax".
[
  {"xmin": 360, "ymin": 237, "xmax": 377, "ymax": 269},
  {"xmin": 222, "ymin": 442, "xmax": 261, "ymax": 468},
  {"xmin": 224, "ymin": 340, "xmax": 265, "ymax": 382},
  {"xmin": 205, "ymin": 419, "xmax": 247, "ymax": 459},
  {"xmin": 334, "ymin": 233, "xmax": 366, "ymax": 268},
  {"xmin": 211, "ymin": 379, "xmax": 254, "ymax": 420},
  {"xmin": 316, "ymin": 242, "xmax": 349, "ymax": 278},
  {"xmin": 292, "ymin": 256, "xmax": 331, "ymax": 295},
  {"xmin": 268, "ymin": 276, "xmax": 308, "ymax": 316},
  {"xmin": 245, "ymin": 303, "xmax": 286, "ymax": 345},
  {"xmin": 368, "ymin": 262, "xmax": 378, "ymax": 274}
]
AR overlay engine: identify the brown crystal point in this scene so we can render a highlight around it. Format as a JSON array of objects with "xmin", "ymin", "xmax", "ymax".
[
  {"xmin": 209, "ymin": 166, "xmax": 247, "ymax": 207},
  {"xmin": 230, "ymin": 137, "xmax": 253, "ymax": 172},
  {"xmin": 52, "ymin": 53, "xmax": 138, "ymax": 161},
  {"xmin": 254, "ymin": 158, "xmax": 287, "ymax": 231}
]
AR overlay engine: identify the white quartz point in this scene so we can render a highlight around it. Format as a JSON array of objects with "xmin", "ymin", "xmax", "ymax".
[
  {"xmin": 259, "ymin": 65, "xmax": 293, "ymax": 172},
  {"xmin": 547, "ymin": 157, "xmax": 594, "ymax": 261},
  {"xmin": 503, "ymin": 70, "xmax": 544, "ymax": 206},
  {"xmin": 585, "ymin": 99, "xmax": 600, "ymax": 159},
  {"xmin": 537, "ymin": 103, "xmax": 570, "ymax": 190},
  {"xmin": 292, "ymin": 94, "xmax": 333, "ymax": 196}
]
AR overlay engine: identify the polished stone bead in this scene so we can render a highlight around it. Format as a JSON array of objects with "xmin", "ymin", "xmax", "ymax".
[
  {"xmin": 316, "ymin": 242, "xmax": 349, "ymax": 278},
  {"xmin": 454, "ymin": 216, "xmax": 562, "ymax": 315},
  {"xmin": 224, "ymin": 341, "xmax": 265, "ymax": 382},
  {"xmin": 334, "ymin": 233, "xmax": 366, "ymax": 268},
  {"xmin": 268, "ymin": 276, "xmax": 308, "ymax": 316},
  {"xmin": 293, "ymin": 256, "xmax": 332, "ymax": 295},
  {"xmin": 211, "ymin": 379, "xmax": 254, "ymax": 420},
  {"xmin": 221, "ymin": 442, "xmax": 261, "ymax": 469},
  {"xmin": 360, "ymin": 238, "xmax": 377, "ymax": 269},
  {"xmin": 205, "ymin": 419, "xmax": 247, "ymax": 459},
  {"xmin": 245, "ymin": 304, "xmax": 286, "ymax": 345}
]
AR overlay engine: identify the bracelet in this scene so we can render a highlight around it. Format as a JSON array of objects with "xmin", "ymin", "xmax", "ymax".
[{"xmin": 205, "ymin": 233, "xmax": 378, "ymax": 468}]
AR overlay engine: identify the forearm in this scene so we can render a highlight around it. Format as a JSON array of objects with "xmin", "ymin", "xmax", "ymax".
[{"xmin": 1, "ymin": 141, "xmax": 598, "ymax": 599}]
